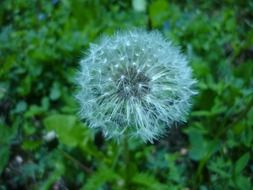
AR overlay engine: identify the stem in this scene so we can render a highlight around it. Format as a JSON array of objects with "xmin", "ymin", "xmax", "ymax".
[
  {"xmin": 111, "ymin": 141, "xmax": 123, "ymax": 169},
  {"xmin": 123, "ymin": 135, "xmax": 130, "ymax": 188},
  {"xmin": 58, "ymin": 148, "xmax": 92, "ymax": 174}
]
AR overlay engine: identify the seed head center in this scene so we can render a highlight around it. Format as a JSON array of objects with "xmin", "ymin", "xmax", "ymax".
[{"xmin": 114, "ymin": 67, "xmax": 150, "ymax": 100}]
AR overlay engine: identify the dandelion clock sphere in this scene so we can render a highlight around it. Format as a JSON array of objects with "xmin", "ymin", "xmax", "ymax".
[{"xmin": 76, "ymin": 30, "xmax": 196, "ymax": 142}]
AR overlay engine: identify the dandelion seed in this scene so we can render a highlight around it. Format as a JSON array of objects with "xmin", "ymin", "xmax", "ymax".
[
  {"xmin": 76, "ymin": 30, "xmax": 197, "ymax": 142},
  {"xmin": 102, "ymin": 58, "xmax": 107, "ymax": 64}
]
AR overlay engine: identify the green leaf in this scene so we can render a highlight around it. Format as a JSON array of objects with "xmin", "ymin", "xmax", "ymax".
[
  {"xmin": 132, "ymin": 173, "xmax": 168, "ymax": 190},
  {"xmin": 235, "ymin": 152, "xmax": 250, "ymax": 174},
  {"xmin": 186, "ymin": 127, "xmax": 219, "ymax": 161},
  {"xmin": 0, "ymin": 124, "xmax": 17, "ymax": 145},
  {"xmin": 49, "ymin": 82, "xmax": 61, "ymax": 100},
  {"xmin": 43, "ymin": 114, "xmax": 87, "ymax": 147},
  {"xmin": 14, "ymin": 101, "xmax": 27, "ymax": 113},
  {"xmin": 149, "ymin": 0, "xmax": 169, "ymax": 27},
  {"xmin": 165, "ymin": 154, "xmax": 181, "ymax": 182},
  {"xmin": 0, "ymin": 146, "xmax": 9, "ymax": 174},
  {"xmin": 81, "ymin": 166, "xmax": 119, "ymax": 190},
  {"xmin": 247, "ymin": 107, "xmax": 253, "ymax": 125},
  {"xmin": 235, "ymin": 176, "xmax": 251, "ymax": 190},
  {"xmin": 208, "ymin": 157, "xmax": 231, "ymax": 178},
  {"xmin": 22, "ymin": 140, "xmax": 42, "ymax": 151},
  {"xmin": 25, "ymin": 105, "xmax": 45, "ymax": 118}
]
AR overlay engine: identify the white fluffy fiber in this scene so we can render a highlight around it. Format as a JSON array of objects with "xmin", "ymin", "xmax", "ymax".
[{"xmin": 76, "ymin": 30, "xmax": 196, "ymax": 142}]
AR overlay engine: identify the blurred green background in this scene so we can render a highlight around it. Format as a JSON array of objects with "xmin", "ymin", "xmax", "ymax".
[{"xmin": 0, "ymin": 0, "xmax": 253, "ymax": 189}]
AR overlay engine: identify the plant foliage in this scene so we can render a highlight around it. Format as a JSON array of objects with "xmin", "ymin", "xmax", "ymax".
[{"xmin": 0, "ymin": 0, "xmax": 252, "ymax": 189}]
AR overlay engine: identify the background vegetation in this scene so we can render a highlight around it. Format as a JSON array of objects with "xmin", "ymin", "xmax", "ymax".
[{"xmin": 0, "ymin": 0, "xmax": 253, "ymax": 189}]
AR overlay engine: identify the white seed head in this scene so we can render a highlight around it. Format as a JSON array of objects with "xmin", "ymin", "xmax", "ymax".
[{"xmin": 76, "ymin": 30, "xmax": 197, "ymax": 142}]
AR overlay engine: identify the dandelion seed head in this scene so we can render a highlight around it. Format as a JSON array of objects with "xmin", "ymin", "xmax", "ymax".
[{"xmin": 76, "ymin": 30, "xmax": 197, "ymax": 142}]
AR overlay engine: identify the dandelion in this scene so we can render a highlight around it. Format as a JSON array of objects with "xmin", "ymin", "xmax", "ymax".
[{"xmin": 76, "ymin": 30, "xmax": 196, "ymax": 142}]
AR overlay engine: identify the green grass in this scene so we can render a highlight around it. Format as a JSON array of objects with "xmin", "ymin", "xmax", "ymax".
[{"xmin": 0, "ymin": 0, "xmax": 253, "ymax": 189}]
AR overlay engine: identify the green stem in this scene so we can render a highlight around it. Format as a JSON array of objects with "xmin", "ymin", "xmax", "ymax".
[
  {"xmin": 123, "ymin": 135, "xmax": 130, "ymax": 188},
  {"xmin": 58, "ymin": 148, "xmax": 92, "ymax": 174},
  {"xmin": 111, "ymin": 141, "xmax": 122, "ymax": 169}
]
